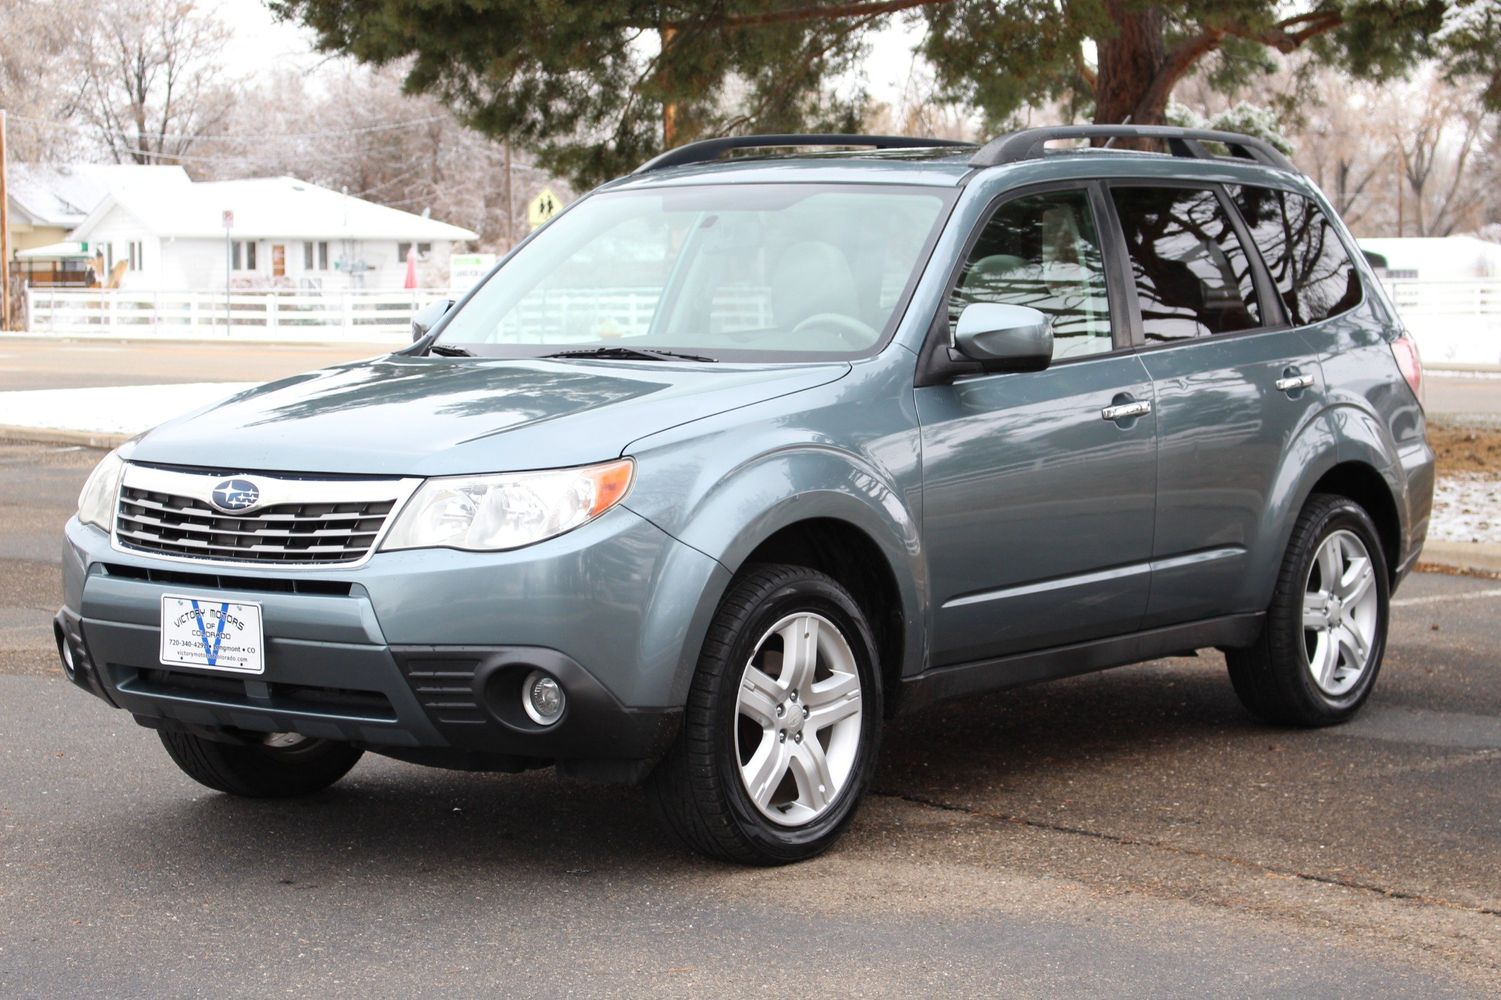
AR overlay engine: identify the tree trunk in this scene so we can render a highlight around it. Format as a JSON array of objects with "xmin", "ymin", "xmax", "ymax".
[{"xmin": 1094, "ymin": 1, "xmax": 1167, "ymax": 134}]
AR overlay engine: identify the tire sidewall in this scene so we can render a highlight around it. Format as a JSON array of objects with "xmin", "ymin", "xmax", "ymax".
[
  {"xmin": 711, "ymin": 575, "xmax": 883, "ymax": 862},
  {"xmin": 1282, "ymin": 501, "xmax": 1391, "ymax": 718}
]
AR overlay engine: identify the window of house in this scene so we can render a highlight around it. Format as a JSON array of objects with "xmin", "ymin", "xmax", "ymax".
[
  {"xmin": 949, "ymin": 189, "xmax": 1113, "ymax": 361},
  {"xmin": 232, "ymin": 241, "xmax": 257, "ymax": 271},
  {"xmin": 127, "ymin": 241, "xmax": 143, "ymax": 270},
  {"xmin": 104, "ymin": 243, "xmax": 115, "ymax": 271},
  {"xmin": 1231, "ymin": 186, "xmax": 1362, "ymax": 326},
  {"xmin": 398, "ymin": 242, "xmax": 433, "ymax": 263},
  {"xmin": 303, "ymin": 241, "xmax": 330, "ymax": 271},
  {"xmin": 1111, "ymin": 186, "xmax": 1261, "ymax": 341}
]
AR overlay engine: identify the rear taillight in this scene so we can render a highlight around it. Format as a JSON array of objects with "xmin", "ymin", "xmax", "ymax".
[{"xmin": 1391, "ymin": 332, "xmax": 1423, "ymax": 404}]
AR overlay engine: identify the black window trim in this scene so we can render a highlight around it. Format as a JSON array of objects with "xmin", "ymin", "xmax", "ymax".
[
  {"xmin": 1100, "ymin": 177, "xmax": 1288, "ymax": 351},
  {"xmin": 915, "ymin": 178, "xmax": 1132, "ymax": 386}
]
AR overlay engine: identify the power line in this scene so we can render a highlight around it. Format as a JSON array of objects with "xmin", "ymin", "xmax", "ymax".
[{"xmin": 4, "ymin": 112, "xmax": 450, "ymax": 143}]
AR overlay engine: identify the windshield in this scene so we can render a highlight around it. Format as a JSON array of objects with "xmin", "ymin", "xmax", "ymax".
[{"xmin": 435, "ymin": 183, "xmax": 953, "ymax": 361}]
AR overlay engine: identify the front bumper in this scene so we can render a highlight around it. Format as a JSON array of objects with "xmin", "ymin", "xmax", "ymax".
[{"xmin": 58, "ymin": 506, "xmax": 730, "ymax": 770}]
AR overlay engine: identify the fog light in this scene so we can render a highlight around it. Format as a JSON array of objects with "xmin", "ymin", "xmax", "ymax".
[
  {"xmin": 523, "ymin": 670, "xmax": 565, "ymax": 726},
  {"xmin": 59, "ymin": 637, "xmax": 77, "ymax": 680}
]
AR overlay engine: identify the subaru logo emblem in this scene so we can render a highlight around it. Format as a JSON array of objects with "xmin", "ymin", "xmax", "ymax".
[{"xmin": 210, "ymin": 478, "xmax": 261, "ymax": 512}]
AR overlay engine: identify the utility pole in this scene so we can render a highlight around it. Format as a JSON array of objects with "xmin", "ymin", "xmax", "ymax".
[
  {"xmin": 1, "ymin": 109, "xmax": 11, "ymax": 333},
  {"xmin": 503, "ymin": 141, "xmax": 514, "ymax": 250},
  {"xmin": 1394, "ymin": 140, "xmax": 1405, "ymax": 238}
]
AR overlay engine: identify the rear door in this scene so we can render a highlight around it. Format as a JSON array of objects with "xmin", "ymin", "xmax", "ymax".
[
  {"xmin": 1107, "ymin": 183, "xmax": 1323, "ymax": 626},
  {"xmin": 917, "ymin": 183, "xmax": 1158, "ymax": 667}
]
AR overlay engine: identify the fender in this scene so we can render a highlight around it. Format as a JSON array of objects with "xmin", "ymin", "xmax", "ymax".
[
  {"xmin": 1245, "ymin": 402, "xmax": 1342, "ymax": 611},
  {"xmin": 1251, "ymin": 399, "xmax": 1410, "ymax": 613},
  {"xmin": 620, "ymin": 358, "xmax": 929, "ymax": 698},
  {"xmin": 626, "ymin": 447, "xmax": 928, "ymax": 701}
]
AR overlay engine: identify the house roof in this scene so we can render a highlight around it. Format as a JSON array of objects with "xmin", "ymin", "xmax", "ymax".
[
  {"xmin": 6, "ymin": 164, "xmax": 190, "ymax": 228},
  {"xmin": 72, "ymin": 176, "xmax": 478, "ymax": 242}
]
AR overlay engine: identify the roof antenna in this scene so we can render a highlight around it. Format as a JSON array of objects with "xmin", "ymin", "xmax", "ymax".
[{"xmin": 1102, "ymin": 115, "xmax": 1132, "ymax": 149}]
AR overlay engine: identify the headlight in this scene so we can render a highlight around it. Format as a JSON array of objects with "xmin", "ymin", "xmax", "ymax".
[
  {"xmin": 77, "ymin": 443, "xmax": 133, "ymax": 531},
  {"xmin": 381, "ymin": 458, "xmax": 634, "ymax": 552}
]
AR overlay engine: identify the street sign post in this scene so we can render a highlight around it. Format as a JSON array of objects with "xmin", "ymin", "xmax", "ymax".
[{"xmin": 222, "ymin": 210, "xmax": 234, "ymax": 338}]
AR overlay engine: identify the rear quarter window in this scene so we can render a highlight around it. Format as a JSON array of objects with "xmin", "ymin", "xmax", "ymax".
[{"xmin": 1232, "ymin": 186, "xmax": 1362, "ymax": 326}]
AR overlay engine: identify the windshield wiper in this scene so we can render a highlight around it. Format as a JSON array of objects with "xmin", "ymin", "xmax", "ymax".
[
  {"xmin": 429, "ymin": 343, "xmax": 475, "ymax": 357},
  {"xmin": 540, "ymin": 346, "xmax": 718, "ymax": 363}
]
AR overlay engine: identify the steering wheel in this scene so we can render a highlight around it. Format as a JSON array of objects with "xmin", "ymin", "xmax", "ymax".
[{"xmin": 790, "ymin": 312, "xmax": 880, "ymax": 349}]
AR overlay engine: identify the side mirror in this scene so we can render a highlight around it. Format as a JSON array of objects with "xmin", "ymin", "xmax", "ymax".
[
  {"xmin": 952, "ymin": 303, "xmax": 1053, "ymax": 373},
  {"xmin": 412, "ymin": 299, "xmax": 456, "ymax": 342}
]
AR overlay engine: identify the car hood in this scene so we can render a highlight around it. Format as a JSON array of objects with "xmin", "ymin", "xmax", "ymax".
[{"xmin": 131, "ymin": 355, "xmax": 850, "ymax": 476}]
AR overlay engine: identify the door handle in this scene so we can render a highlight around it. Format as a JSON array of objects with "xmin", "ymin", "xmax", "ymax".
[
  {"xmin": 1275, "ymin": 373, "xmax": 1315, "ymax": 393},
  {"xmin": 1101, "ymin": 400, "xmax": 1152, "ymax": 421}
]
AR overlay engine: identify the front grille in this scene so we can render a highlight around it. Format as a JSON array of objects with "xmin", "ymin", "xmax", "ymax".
[{"xmin": 116, "ymin": 486, "xmax": 395, "ymax": 564}]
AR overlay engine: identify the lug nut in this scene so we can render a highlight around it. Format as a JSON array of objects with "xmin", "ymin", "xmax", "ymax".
[
  {"xmin": 775, "ymin": 704, "xmax": 785, "ymax": 717},
  {"xmin": 794, "ymin": 732, "xmax": 803, "ymax": 744},
  {"xmin": 778, "ymin": 731, "xmax": 786, "ymax": 743},
  {"xmin": 802, "ymin": 705, "xmax": 809, "ymax": 719},
  {"xmin": 789, "ymin": 690, "xmax": 798, "ymax": 702}
]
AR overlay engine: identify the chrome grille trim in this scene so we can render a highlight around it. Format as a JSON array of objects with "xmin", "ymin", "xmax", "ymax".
[{"xmin": 111, "ymin": 464, "xmax": 422, "ymax": 569}]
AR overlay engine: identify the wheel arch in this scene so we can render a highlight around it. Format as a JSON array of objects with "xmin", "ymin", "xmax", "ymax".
[
  {"xmin": 1304, "ymin": 461, "xmax": 1402, "ymax": 582},
  {"xmin": 736, "ymin": 516, "xmax": 910, "ymax": 716}
]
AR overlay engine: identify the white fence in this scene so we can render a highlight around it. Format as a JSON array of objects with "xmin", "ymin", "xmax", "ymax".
[
  {"xmin": 1384, "ymin": 279, "xmax": 1501, "ymax": 368},
  {"xmin": 15, "ymin": 280, "xmax": 1501, "ymax": 367},
  {"xmin": 22, "ymin": 288, "xmax": 430, "ymax": 343}
]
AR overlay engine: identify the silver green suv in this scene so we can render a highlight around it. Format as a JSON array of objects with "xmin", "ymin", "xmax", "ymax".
[{"xmin": 57, "ymin": 127, "xmax": 1433, "ymax": 864}]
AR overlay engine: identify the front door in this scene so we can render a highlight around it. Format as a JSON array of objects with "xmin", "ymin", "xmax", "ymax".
[
  {"xmin": 272, "ymin": 244, "xmax": 286, "ymax": 279},
  {"xmin": 917, "ymin": 185, "xmax": 1158, "ymax": 667}
]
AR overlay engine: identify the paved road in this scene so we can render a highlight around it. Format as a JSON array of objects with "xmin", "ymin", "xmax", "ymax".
[
  {"xmin": 2, "ymin": 444, "xmax": 1499, "ymax": 998},
  {"xmin": 0, "ymin": 337, "xmax": 389, "ymax": 392},
  {"xmin": 0, "ymin": 337, "xmax": 1497, "ymax": 424}
]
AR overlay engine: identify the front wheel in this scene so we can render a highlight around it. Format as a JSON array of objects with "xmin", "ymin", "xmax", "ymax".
[
  {"xmin": 648, "ymin": 564, "xmax": 883, "ymax": 864},
  {"xmin": 1227, "ymin": 494, "xmax": 1390, "ymax": 726},
  {"xmin": 158, "ymin": 729, "xmax": 363, "ymax": 797}
]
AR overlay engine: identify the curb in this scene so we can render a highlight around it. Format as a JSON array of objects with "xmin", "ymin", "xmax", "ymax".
[
  {"xmin": 0, "ymin": 426, "xmax": 128, "ymax": 449},
  {"xmin": 1417, "ymin": 541, "xmax": 1501, "ymax": 576}
]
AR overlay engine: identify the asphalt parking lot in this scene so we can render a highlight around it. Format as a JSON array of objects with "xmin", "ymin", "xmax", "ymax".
[{"xmin": 1, "ymin": 439, "xmax": 1498, "ymax": 998}]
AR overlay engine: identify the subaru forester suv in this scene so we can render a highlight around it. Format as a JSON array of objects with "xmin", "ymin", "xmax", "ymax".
[{"xmin": 57, "ymin": 126, "xmax": 1432, "ymax": 864}]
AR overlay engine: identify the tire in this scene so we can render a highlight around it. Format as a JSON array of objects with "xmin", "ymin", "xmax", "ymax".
[
  {"xmin": 157, "ymin": 729, "xmax": 363, "ymax": 798},
  {"xmin": 1227, "ymin": 493, "xmax": 1390, "ymax": 726},
  {"xmin": 647, "ymin": 564, "xmax": 883, "ymax": 865}
]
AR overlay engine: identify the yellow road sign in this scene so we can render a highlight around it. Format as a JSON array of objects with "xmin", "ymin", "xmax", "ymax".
[{"xmin": 528, "ymin": 189, "xmax": 562, "ymax": 230}]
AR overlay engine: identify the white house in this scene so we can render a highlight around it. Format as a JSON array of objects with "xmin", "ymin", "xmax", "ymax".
[
  {"xmin": 5, "ymin": 164, "xmax": 191, "ymax": 285},
  {"xmin": 67, "ymin": 175, "xmax": 478, "ymax": 291},
  {"xmin": 1357, "ymin": 236, "xmax": 1501, "ymax": 281}
]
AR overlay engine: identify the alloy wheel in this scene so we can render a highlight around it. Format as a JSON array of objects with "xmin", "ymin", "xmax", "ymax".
[
  {"xmin": 734, "ymin": 612, "xmax": 864, "ymax": 826},
  {"xmin": 1301, "ymin": 529, "xmax": 1380, "ymax": 697}
]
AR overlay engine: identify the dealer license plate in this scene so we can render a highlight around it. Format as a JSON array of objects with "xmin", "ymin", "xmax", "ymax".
[{"xmin": 159, "ymin": 594, "xmax": 265, "ymax": 674}]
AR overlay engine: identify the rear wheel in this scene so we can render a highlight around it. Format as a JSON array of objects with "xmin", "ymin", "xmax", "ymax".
[
  {"xmin": 648, "ymin": 564, "xmax": 882, "ymax": 865},
  {"xmin": 1227, "ymin": 493, "xmax": 1389, "ymax": 726},
  {"xmin": 157, "ymin": 729, "xmax": 363, "ymax": 797}
]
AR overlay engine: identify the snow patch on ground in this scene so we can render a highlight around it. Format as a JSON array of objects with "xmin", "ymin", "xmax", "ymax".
[
  {"xmin": 0, "ymin": 383, "xmax": 257, "ymax": 437},
  {"xmin": 1429, "ymin": 473, "xmax": 1501, "ymax": 545}
]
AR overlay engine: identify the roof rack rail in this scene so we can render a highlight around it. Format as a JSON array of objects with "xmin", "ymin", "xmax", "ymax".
[
  {"xmin": 634, "ymin": 134, "xmax": 974, "ymax": 174},
  {"xmin": 970, "ymin": 125, "xmax": 1296, "ymax": 172}
]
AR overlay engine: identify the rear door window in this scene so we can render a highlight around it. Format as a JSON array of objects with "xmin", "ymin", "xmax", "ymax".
[
  {"xmin": 950, "ymin": 189, "xmax": 1114, "ymax": 362},
  {"xmin": 1231, "ymin": 186, "xmax": 1362, "ymax": 326},
  {"xmin": 1110, "ymin": 186, "xmax": 1261, "ymax": 342}
]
